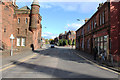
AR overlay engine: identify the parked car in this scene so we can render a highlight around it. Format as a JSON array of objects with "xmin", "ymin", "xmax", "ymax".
[{"xmin": 51, "ymin": 44, "xmax": 55, "ymax": 48}]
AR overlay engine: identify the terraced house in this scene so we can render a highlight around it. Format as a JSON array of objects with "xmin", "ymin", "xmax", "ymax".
[
  {"xmin": 1, "ymin": 0, "xmax": 42, "ymax": 51},
  {"xmin": 76, "ymin": 1, "xmax": 120, "ymax": 61}
]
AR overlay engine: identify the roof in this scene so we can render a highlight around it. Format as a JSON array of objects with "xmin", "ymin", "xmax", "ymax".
[{"xmin": 19, "ymin": 6, "xmax": 30, "ymax": 10}]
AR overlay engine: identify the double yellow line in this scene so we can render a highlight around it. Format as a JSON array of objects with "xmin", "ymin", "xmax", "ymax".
[{"xmin": 0, "ymin": 54, "xmax": 37, "ymax": 72}]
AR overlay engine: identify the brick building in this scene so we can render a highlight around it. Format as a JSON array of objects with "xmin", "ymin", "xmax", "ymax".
[
  {"xmin": 1, "ymin": 0, "xmax": 42, "ymax": 51},
  {"xmin": 76, "ymin": 1, "xmax": 120, "ymax": 61},
  {"xmin": 58, "ymin": 31, "xmax": 76, "ymax": 41},
  {"xmin": 66, "ymin": 30, "xmax": 76, "ymax": 42}
]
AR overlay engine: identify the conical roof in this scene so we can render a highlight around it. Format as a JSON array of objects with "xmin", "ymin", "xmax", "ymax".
[{"xmin": 32, "ymin": 0, "xmax": 39, "ymax": 6}]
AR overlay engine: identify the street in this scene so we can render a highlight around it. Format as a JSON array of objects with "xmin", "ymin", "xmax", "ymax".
[{"xmin": 1, "ymin": 45, "xmax": 119, "ymax": 79}]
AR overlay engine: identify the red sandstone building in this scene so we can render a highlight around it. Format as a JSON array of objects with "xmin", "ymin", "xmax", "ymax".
[
  {"xmin": 76, "ymin": 1, "xmax": 120, "ymax": 61},
  {"xmin": 0, "ymin": 0, "xmax": 42, "ymax": 51}
]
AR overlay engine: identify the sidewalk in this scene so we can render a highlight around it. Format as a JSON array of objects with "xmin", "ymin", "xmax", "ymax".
[
  {"xmin": 1, "ymin": 49, "xmax": 34, "ymax": 66},
  {"xmin": 72, "ymin": 49, "xmax": 120, "ymax": 73}
]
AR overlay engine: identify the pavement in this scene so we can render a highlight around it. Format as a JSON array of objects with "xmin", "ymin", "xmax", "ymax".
[
  {"xmin": 72, "ymin": 49, "xmax": 120, "ymax": 73},
  {"xmin": 0, "ymin": 45, "xmax": 120, "ymax": 80}
]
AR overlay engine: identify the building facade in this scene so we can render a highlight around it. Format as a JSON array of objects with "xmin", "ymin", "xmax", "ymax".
[
  {"xmin": 1, "ymin": 0, "xmax": 42, "ymax": 51},
  {"xmin": 76, "ymin": 1, "xmax": 120, "ymax": 61}
]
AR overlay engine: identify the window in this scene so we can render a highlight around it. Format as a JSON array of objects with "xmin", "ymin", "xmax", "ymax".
[
  {"xmin": 94, "ymin": 18, "xmax": 97, "ymax": 28},
  {"xmin": 99, "ymin": 14, "xmax": 102, "ymax": 26},
  {"xmin": 4, "ymin": 28, "xmax": 6, "ymax": 32},
  {"xmin": 82, "ymin": 28, "xmax": 84, "ymax": 35},
  {"xmin": 17, "ymin": 28, "xmax": 19, "ymax": 34},
  {"xmin": 18, "ymin": 18, "xmax": 20, "ymax": 23},
  {"xmin": 25, "ymin": 29, "xmax": 27, "ymax": 35},
  {"xmin": 91, "ymin": 21, "xmax": 93, "ymax": 30},
  {"xmin": 25, "ymin": 18, "xmax": 28, "ymax": 24},
  {"xmin": 87, "ymin": 24, "xmax": 90, "ymax": 32},
  {"xmin": 87, "ymin": 39, "xmax": 89, "ymax": 49},
  {"xmin": 69, "ymin": 35, "xmax": 71, "ymax": 38},
  {"xmin": 104, "ymin": 36, "xmax": 107, "ymax": 51},
  {"xmin": 102, "ymin": 11, "xmax": 105, "ymax": 24},
  {"xmin": 17, "ymin": 38, "xmax": 20, "ymax": 46},
  {"xmin": 21, "ymin": 38, "xmax": 26, "ymax": 46},
  {"xmin": 82, "ymin": 40, "xmax": 84, "ymax": 49}
]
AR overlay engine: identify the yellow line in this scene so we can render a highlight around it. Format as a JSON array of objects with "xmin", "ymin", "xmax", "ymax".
[
  {"xmin": 0, "ymin": 54, "xmax": 37, "ymax": 72},
  {"xmin": 76, "ymin": 53, "xmax": 120, "ymax": 75},
  {"xmin": 0, "ymin": 54, "xmax": 37, "ymax": 68}
]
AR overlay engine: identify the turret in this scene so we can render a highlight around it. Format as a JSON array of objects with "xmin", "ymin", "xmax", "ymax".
[{"xmin": 30, "ymin": 0, "xmax": 40, "ymax": 31}]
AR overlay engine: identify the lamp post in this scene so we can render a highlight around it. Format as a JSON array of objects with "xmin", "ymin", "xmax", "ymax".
[
  {"xmin": 77, "ymin": 19, "xmax": 84, "ymax": 50},
  {"xmin": 10, "ymin": 34, "xmax": 14, "ymax": 56}
]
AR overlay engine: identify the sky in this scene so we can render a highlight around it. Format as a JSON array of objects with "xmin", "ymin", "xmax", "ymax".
[{"xmin": 16, "ymin": 0, "xmax": 106, "ymax": 39}]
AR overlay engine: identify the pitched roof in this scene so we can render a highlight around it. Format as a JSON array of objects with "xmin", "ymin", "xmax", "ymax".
[{"xmin": 19, "ymin": 6, "xmax": 30, "ymax": 10}]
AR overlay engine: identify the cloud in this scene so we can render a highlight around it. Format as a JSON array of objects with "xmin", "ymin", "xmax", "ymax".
[
  {"xmin": 65, "ymin": 20, "xmax": 85, "ymax": 31},
  {"xmin": 40, "ymin": 4, "xmax": 52, "ymax": 8},
  {"xmin": 42, "ymin": 32, "xmax": 58, "ymax": 39}
]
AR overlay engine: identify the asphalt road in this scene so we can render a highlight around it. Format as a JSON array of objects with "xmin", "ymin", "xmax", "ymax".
[{"xmin": 1, "ymin": 45, "xmax": 119, "ymax": 79}]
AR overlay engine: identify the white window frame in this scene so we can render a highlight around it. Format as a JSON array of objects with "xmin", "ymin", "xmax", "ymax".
[
  {"xmin": 21, "ymin": 38, "xmax": 26, "ymax": 46},
  {"xmin": 17, "ymin": 38, "xmax": 21, "ymax": 46}
]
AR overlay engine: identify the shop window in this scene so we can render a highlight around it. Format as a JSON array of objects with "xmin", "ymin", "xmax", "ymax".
[
  {"xmin": 104, "ymin": 36, "xmax": 108, "ymax": 51},
  {"xmin": 100, "ymin": 36, "xmax": 103, "ymax": 49}
]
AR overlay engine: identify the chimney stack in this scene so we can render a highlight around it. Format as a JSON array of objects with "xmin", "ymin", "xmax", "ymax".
[
  {"xmin": 97, "ymin": 3, "xmax": 104, "ymax": 9},
  {"xmin": 85, "ymin": 18, "xmax": 89, "ymax": 23},
  {"xmin": 65, "ymin": 31, "xmax": 67, "ymax": 34}
]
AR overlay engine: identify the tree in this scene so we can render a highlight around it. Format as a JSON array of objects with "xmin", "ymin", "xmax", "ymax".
[
  {"xmin": 45, "ymin": 39, "xmax": 49, "ymax": 44},
  {"xmin": 59, "ymin": 39, "xmax": 62, "ymax": 46},
  {"xmin": 68, "ymin": 40, "xmax": 72, "ymax": 45},
  {"xmin": 65, "ymin": 39, "xmax": 68, "ymax": 46}
]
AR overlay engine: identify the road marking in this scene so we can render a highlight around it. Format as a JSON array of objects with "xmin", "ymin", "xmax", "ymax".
[
  {"xmin": 75, "ymin": 52, "xmax": 120, "ymax": 75},
  {"xmin": 0, "ymin": 54, "xmax": 37, "ymax": 72},
  {"xmin": 0, "ymin": 54, "xmax": 37, "ymax": 69}
]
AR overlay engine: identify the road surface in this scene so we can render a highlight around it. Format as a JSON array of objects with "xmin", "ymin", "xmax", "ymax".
[{"xmin": 1, "ymin": 45, "xmax": 119, "ymax": 79}]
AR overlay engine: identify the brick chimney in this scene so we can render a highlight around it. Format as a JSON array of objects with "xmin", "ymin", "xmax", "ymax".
[
  {"xmin": 65, "ymin": 31, "xmax": 67, "ymax": 34},
  {"xmin": 97, "ymin": 3, "xmax": 104, "ymax": 9},
  {"xmin": 84, "ymin": 18, "xmax": 89, "ymax": 23}
]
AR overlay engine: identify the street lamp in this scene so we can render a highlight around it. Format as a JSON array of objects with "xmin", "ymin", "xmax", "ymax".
[
  {"xmin": 77, "ymin": 19, "xmax": 84, "ymax": 50},
  {"xmin": 10, "ymin": 34, "xmax": 14, "ymax": 56}
]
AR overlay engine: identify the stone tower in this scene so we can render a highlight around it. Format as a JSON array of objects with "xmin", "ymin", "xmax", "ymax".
[{"xmin": 30, "ymin": 0, "xmax": 40, "ymax": 31}]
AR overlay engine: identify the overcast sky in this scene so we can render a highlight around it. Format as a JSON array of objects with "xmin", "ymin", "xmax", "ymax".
[{"xmin": 16, "ymin": 0, "xmax": 106, "ymax": 39}]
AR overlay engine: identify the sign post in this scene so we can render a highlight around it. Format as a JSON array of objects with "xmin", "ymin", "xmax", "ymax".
[{"xmin": 10, "ymin": 34, "xmax": 14, "ymax": 56}]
